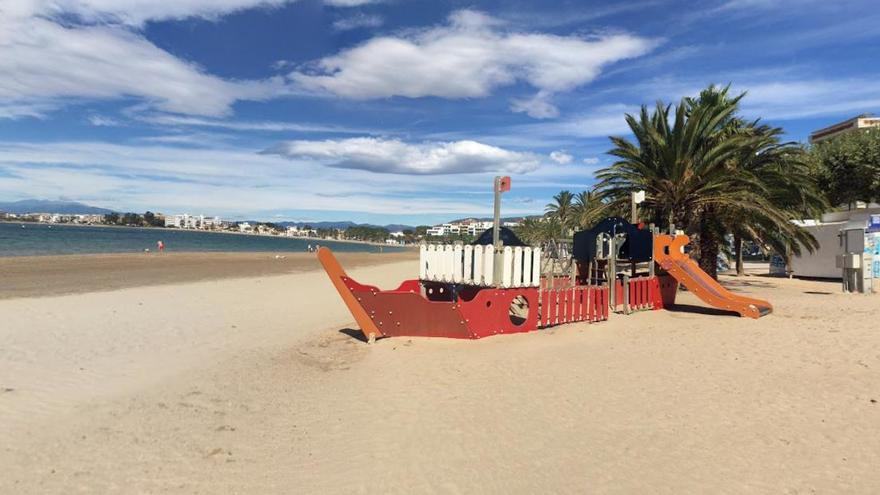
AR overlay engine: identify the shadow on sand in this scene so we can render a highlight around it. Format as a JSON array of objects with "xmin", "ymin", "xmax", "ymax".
[
  {"xmin": 718, "ymin": 277, "xmax": 777, "ymax": 289},
  {"xmin": 664, "ymin": 303, "xmax": 740, "ymax": 317},
  {"xmin": 338, "ymin": 327, "xmax": 369, "ymax": 343}
]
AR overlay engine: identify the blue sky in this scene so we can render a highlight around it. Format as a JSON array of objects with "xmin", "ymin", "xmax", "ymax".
[{"xmin": 1, "ymin": 0, "xmax": 878, "ymax": 225}]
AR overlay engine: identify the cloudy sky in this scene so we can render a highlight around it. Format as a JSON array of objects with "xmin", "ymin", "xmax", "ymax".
[{"xmin": 1, "ymin": 0, "xmax": 878, "ymax": 224}]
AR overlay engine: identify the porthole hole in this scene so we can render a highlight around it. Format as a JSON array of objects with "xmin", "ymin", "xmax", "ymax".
[{"xmin": 508, "ymin": 295, "xmax": 529, "ymax": 326}]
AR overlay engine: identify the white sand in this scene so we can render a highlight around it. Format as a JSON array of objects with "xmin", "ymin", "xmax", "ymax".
[{"xmin": 1, "ymin": 261, "xmax": 879, "ymax": 493}]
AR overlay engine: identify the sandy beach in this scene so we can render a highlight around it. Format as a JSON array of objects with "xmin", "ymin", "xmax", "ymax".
[
  {"xmin": 0, "ymin": 251, "xmax": 414, "ymax": 300},
  {"xmin": 1, "ymin": 256, "xmax": 879, "ymax": 493}
]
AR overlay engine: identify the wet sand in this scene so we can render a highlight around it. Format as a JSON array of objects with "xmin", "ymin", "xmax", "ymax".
[{"xmin": 0, "ymin": 251, "xmax": 415, "ymax": 300}]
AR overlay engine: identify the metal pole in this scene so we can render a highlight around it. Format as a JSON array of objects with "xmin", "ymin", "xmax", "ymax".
[
  {"xmin": 492, "ymin": 176, "xmax": 502, "ymax": 285},
  {"xmin": 608, "ymin": 236, "xmax": 617, "ymax": 309},
  {"xmin": 492, "ymin": 176, "xmax": 501, "ymax": 248},
  {"xmin": 649, "ymin": 223, "xmax": 656, "ymax": 278},
  {"xmin": 631, "ymin": 191, "xmax": 637, "ymax": 224}
]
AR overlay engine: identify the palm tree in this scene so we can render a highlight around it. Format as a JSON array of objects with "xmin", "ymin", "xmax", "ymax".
[
  {"xmin": 596, "ymin": 85, "xmax": 822, "ymax": 279},
  {"xmin": 723, "ymin": 131, "xmax": 825, "ymax": 274},
  {"xmin": 545, "ymin": 190, "xmax": 574, "ymax": 238},
  {"xmin": 515, "ymin": 216, "xmax": 557, "ymax": 245},
  {"xmin": 571, "ymin": 190, "xmax": 603, "ymax": 229}
]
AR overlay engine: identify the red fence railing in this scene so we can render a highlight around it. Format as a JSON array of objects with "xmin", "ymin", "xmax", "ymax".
[{"xmin": 539, "ymin": 285, "xmax": 609, "ymax": 328}]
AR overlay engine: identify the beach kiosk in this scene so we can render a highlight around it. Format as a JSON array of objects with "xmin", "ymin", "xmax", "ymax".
[{"xmin": 791, "ymin": 207, "xmax": 880, "ymax": 293}]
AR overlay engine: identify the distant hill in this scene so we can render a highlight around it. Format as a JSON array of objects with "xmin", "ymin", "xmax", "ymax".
[
  {"xmin": 275, "ymin": 221, "xmax": 415, "ymax": 232},
  {"xmin": 446, "ymin": 215, "xmax": 536, "ymax": 224},
  {"xmin": 0, "ymin": 199, "xmax": 113, "ymax": 215}
]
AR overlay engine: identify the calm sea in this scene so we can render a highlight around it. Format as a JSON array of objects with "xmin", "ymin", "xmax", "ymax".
[{"xmin": 0, "ymin": 222, "xmax": 401, "ymax": 257}]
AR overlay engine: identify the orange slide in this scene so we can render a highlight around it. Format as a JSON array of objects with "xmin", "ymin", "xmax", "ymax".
[{"xmin": 654, "ymin": 235, "xmax": 772, "ymax": 319}]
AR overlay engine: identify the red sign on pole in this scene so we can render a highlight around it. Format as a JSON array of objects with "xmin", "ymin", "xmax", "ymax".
[{"xmin": 498, "ymin": 176, "xmax": 511, "ymax": 193}]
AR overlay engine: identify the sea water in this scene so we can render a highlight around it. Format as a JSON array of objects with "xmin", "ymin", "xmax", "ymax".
[{"xmin": 0, "ymin": 223, "xmax": 401, "ymax": 257}]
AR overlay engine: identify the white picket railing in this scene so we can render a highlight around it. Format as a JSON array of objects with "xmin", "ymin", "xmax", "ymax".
[{"xmin": 419, "ymin": 244, "xmax": 541, "ymax": 288}]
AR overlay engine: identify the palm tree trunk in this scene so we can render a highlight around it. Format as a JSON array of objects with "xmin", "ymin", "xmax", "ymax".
[
  {"xmin": 697, "ymin": 211, "xmax": 721, "ymax": 280},
  {"xmin": 734, "ymin": 233, "xmax": 744, "ymax": 276}
]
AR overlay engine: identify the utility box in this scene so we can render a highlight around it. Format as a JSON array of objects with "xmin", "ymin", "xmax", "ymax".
[
  {"xmin": 836, "ymin": 254, "xmax": 861, "ymax": 269},
  {"xmin": 840, "ymin": 224, "xmax": 875, "ymax": 294}
]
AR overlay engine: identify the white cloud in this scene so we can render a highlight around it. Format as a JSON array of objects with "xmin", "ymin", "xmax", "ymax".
[
  {"xmin": 291, "ymin": 10, "xmax": 655, "ymax": 116},
  {"xmin": 738, "ymin": 78, "xmax": 880, "ymax": 120},
  {"xmin": 0, "ymin": 102, "xmax": 60, "ymax": 120},
  {"xmin": 623, "ymin": 72, "xmax": 880, "ymax": 123},
  {"xmin": 514, "ymin": 104, "xmax": 637, "ymax": 139},
  {"xmin": 333, "ymin": 13, "xmax": 383, "ymax": 31},
  {"xmin": 549, "ymin": 151, "xmax": 573, "ymax": 164},
  {"xmin": 582, "ymin": 157, "xmax": 599, "ymax": 165},
  {"xmin": 137, "ymin": 114, "xmax": 370, "ymax": 134},
  {"xmin": 87, "ymin": 115, "xmax": 124, "ymax": 127},
  {"xmin": 0, "ymin": 139, "xmax": 544, "ymax": 218},
  {"xmin": 717, "ymin": 0, "xmax": 824, "ymax": 11},
  {"xmin": 17, "ymin": 0, "xmax": 293, "ymax": 26},
  {"xmin": 511, "ymin": 92, "xmax": 560, "ymax": 119},
  {"xmin": 323, "ymin": 0, "xmax": 383, "ymax": 6},
  {"xmin": 267, "ymin": 137, "xmax": 542, "ymax": 175},
  {"xmin": 0, "ymin": 2, "xmax": 291, "ymax": 119}
]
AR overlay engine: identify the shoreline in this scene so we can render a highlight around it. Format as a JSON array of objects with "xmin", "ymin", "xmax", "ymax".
[
  {"xmin": 0, "ymin": 250, "xmax": 417, "ymax": 300},
  {"xmin": 1, "ymin": 219, "xmax": 408, "ymax": 250}
]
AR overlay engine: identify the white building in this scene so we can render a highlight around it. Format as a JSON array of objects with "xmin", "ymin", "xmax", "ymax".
[
  {"xmin": 165, "ymin": 214, "xmax": 222, "ymax": 229},
  {"xmin": 165, "ymin": 215, "xmax": 179, "ymax": 228},
  {"xmin": 791, "ymin": 206, "xmax": 880, "ymax": 278},
  {"xmin": 238, "ymin": 222, "xmax": 253, "ymax": 233},
  {"xmin": 164, "ymin": 214, "xmax": 191, "ymax": 228},
  {"xmin": 429, "ymin": 220, "xmax": 507, "ymax": 237},
  {"xmin": 427, "ymin": 224, "xmax": 459, "ymax": 236},
  {"xmin": 286, "ymin": 226, "xmax": 317, "ymax": 237},
  {"xmin": 201, "ymin": 216, "xmax": 223, "ymax": 229},
  {"xmin": 810, "ymin": 114, "xmax": 880, "ymax": 143},
  {"xmin": 466, "ymin": 221, "xmax": 494, "ymax": 236}
]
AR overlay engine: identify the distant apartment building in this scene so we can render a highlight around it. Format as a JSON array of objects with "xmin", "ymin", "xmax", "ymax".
[
  {"xmin": 0, "ymin": 211, "xmax": 99, "ymax": 224},
  {"xmin": 466, "ymin": 221, "xmax": 494, "ymax": 236},
  {"xmin": 427, "ymin": 223, "xmax": 462, "ymax": 236},
  {"xmin": 238, "ymin": 222, "xmax": 253, "ymax": 233},
  {"xmin": 164, "ymin": 214, "xmax": 223, "ymax": 229},
  {"xmin": 164, "ymin": 215, "xmax": 180, "ymax": 228},
  {"xmin": 285, "ymin": 226, "xmax": 317, "ymax": 237},
  {"xmin": 75, "ymin": 214, "xmax": 105, "ymax": 224},
  {"xmin": 810, "ymin": 114, "xmax": 880, "ymax": 143},
  {"xmin": 425, "ymin": 225, "xmax": 446, "ymax": 236},
  {"xmin": 426, "ymin": 220, "xmax": 521, "ymax": 237}
]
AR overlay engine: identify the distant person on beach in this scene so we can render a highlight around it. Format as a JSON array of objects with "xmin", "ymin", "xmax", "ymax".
[
  {"xmin": 157, "ymin": 240, "xmax": 165, "ymax": 252},
  {"xmin": 307, "ymin": 244, "xmax": 312, "ymax": 252}
]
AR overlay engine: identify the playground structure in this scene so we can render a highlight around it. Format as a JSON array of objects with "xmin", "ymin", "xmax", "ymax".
[{"xmin": 319, "ymin": 177, "xmax": 772, "ymax": 341}]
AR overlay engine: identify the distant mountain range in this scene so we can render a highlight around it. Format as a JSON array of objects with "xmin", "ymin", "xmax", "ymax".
[
  {"xmin": 447, "ymin": 215, "xmax": 536, "ymax": 224},
  {"xmin": 1, "ymin": 198, "xmax": 524, "ymax": 230},
  {"xmin": 274, "ymin": 221, "xmax": 416, "ymax": 232},
  {"xmin": 0, "ymin": 199, "xmax": 113, "ymax": 215}
]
